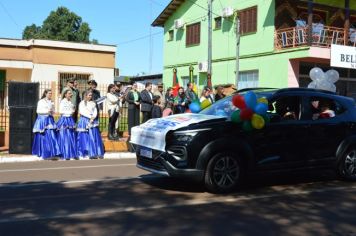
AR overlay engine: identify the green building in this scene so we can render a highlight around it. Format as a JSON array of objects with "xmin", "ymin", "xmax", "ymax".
[{"xmin": 153, "ymin": 0, "xmax": 356, "ymax": 98}]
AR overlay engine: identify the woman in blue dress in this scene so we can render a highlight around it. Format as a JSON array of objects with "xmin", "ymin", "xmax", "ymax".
[
  {"xmin": 77, "ymin": 90, "xmax": 105, "ymax": 159},
  {"xmin": 57, "ymin": 89, "xmax": 77, "ymax": 160},
  {"xmin": 32, "ymin": 89, "xmax": 61, "ymax": 159}
]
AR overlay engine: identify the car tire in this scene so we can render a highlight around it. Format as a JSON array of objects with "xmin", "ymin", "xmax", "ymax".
[
  {"xmin": 336, "ymin": 146, "xmax": 356, "ymax": 181},
  {"xmin": 204, "ymin": 152, "xmax": 243, "ymax": 193}
]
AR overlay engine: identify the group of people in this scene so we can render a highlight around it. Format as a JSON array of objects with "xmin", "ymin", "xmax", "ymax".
[
  {"xmin": 126, "ymin": 82, "xmax": 226, "ymax": 135},
  {"xmin": 32, "ymin": 79, "xmax": 105, "ymax": 160}
]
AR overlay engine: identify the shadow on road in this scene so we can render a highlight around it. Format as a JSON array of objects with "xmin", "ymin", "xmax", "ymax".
[{"xmin": 0, "ymin": 170, "xmax": 355, "ymax": 235}]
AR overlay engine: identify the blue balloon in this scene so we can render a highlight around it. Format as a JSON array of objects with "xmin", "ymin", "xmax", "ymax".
[
  {"xmin": 244, "ymin": 91, "xmax": 257, "ymax": 110},
  {"xmin": 255, "ymin": 103, "xmax": 268, "ymax": 115},
  {"xmin": 189, "ymin": 102, "xmax": 201, "ymax": 113}
]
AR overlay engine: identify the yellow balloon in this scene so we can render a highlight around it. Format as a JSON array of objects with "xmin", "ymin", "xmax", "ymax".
[
  {"xmin": 200, "ymin": 99, "xmax": 211, "ymax": 109},
  {"xmin": 258, "ymin": 97, "xmax": 268, "ymax": 104},
  {"xmin": 193, "ymin": 84, "xmax": 198, "ymax": 93},
  {"xmin": 251, "ymin": 114, "xmax": 265, "ymax": 129}
]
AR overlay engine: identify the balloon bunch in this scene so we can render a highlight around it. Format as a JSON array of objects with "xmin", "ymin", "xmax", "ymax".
[
  {"xmin": 308, "ymin": 68, "xmax": 339, "ymax": 92},
  {"xmin": 230, "ymin": 91, "xmax": 269, "ymax": 131},
  {"xmin": 189, "ymin": 99, "xmax": 212, "ymax": 113}
]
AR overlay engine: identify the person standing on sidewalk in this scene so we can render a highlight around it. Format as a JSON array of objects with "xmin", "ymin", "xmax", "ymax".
[
  {"xmin": 61, "ymin": 78, "xmax": 79, "ymax": 122},
  {"xmin": 77, "ymin": 90, "xmax": 105, "ymax": 159},
  {"xmin": 72, "ymin": 79, "xmax": 81, "ymax": 122},
  {"xmin": 106, "ymin": 84, "xmax": 120, "ymax": 140},
  {"xmin": 140, "ymin": 82, "xmax": 153, "ymax": 123},
  {"xmin": 32, "ymin": 89, "xmax": 61, "ymax": 159},
  {"xmin": 127, "ymin": 83, "xmax": 140, "ymax": 136},
  {"xmin": 154, "ymin": 82, "xmax": 166, "ymax": 110},
  {"xmin": 57, "ymin": 89, "xmax": 77, "ymax": 160}
]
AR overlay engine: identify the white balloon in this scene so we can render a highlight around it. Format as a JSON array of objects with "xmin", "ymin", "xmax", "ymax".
[
  {"xmin": 309, "ymin": 67, "xmax": 324, "ymax": 81},
  {"xmin": 308, "ymin": 81, "xmax": 318, "ymax": 89},
  {"xmin": 326, "ymin": 69, "xmax": 339, "ymax": 83},
  {"xmin": 329, "ymin": 83, "xmax": 337, "ymax": 92}
]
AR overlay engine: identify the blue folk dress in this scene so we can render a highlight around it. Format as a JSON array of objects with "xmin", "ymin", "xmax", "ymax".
[
  {"xmin": 32, "ymin": 98, "xmax": 61, "ymax": 159},
  {"xmin": 57, "ymin": 99, "xmax": 77, "ymax": 159},
  {"xmin": 76, "ymin": 100, "xmax": 105, "ymax": 158}
]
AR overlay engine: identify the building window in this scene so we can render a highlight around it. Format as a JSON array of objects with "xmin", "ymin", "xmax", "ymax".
[
  {"xmin": 168, "ymin": 30, "xmax": 174, "ymax": 41},
  {"xmin": 181, "ymin": 76, "xmax": 198, "ymax": 89},
  {"xmin": 239, "ymin": 6, "xmax": 257, "ymax": 34},
  {"xmin": 214, "ymin": 17, "xmax": 222, "ymax": 30},
  {"xmin": 238, "ymin": 70, "xmax": 259, "ymax": 90},
  {"xmin": 186, "ymin": 22, "xmax": 201, "ymax": 46},
  {"xmin": 59, "ymin": 72, "xmax": 91, "ymax": 94}
]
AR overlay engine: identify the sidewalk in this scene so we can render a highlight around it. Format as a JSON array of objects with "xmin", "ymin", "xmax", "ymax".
[{"xmin": 0, "ymin": 152, "xmax": 136, "ymax": 163}]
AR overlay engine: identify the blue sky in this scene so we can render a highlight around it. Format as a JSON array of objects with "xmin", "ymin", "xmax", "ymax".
[{"xmin": 0, "ymin": 0, "xmax": 171, "ymax": 76}]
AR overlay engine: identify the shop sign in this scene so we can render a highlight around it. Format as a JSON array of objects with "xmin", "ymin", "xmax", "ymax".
[{"xmin": 331, "ymin": 44, "xmax": 356, "ymax": 69}]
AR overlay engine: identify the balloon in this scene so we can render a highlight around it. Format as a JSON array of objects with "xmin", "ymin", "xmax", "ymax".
[
  {"xmin": 200, "ymin": 99, "xmax": 212, "ymax": 109},
  {"xmin": 308, "ymin": 81, "xmax": 318, "ymax": 89},
  {"xmin": 318, "ymin": 79, "xmax": 334, "ymax": 92},
  {"xmin": 231, "ymin": 110, "xmax": 242, "ymax": 123},
  {"xmin": 255, "ymin": 103, "xmax": 268, "ymax": 115},
  {"xmin": 232, "ymin": 95, "xmax": 246, "ymax": 109},
  {"xmin": 242, "ymin": 121, "xmax": 253, "ymax": 132},
  {"xmin": 326, "ymin": 69, "xmax": 339, "ymax": 83},
  {"xmin": 240, "ymin": 108, "xmax": 254, "ymax": 121},
  {"xmin": 258, "ymin": 97, "xmax": 268, "ymax": 104},
  {"xmin": 244, "ymin": 91, "xmax": 257, "ymax": 110},
  {"xmin": 329, "ymin": 83, "xmax": 336, "ymax": 92},
  {"xmin": 251, "ymin": 114, "xmax": 265, "ymax": 129},
  {"xmin": 262, "ymin": 114, "xmax": 270, "ymax": 124},
  {"xmin": 309, "ymin": 67, "xmax": 324, "ymax": 81},
  {"xmin": 189, "ymin": 101, "xmax": 201, "ymax": 113}
]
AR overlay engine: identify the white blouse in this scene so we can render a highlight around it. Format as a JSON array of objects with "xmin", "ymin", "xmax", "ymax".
[
  {"xmin": 59, "ymin": 99, "xmax": 74, "ymax": 116},
  {"xmin": 79, "ymin": 100, "xmax": 97, "ymax": 119},
  {"xmin": 106, "ymin": 92, "xmax": 120, "ymax": 113},
  {"xmin": 36, "ymin": 98, "xmax": 54, "ymax": 115}
]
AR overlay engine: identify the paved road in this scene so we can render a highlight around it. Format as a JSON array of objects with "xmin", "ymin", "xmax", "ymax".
[{"xmin": 0, "ymin": 158, "xmax": 356, "ymax": 236}]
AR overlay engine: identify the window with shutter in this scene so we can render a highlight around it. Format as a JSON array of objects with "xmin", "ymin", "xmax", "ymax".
[
  {"xmin": 186, "ymin": 22, "xmax": 201, "ymax": 46},
  {"xmin": 239, "ymin": 6, "xmax": 257, "ymax": 34}
]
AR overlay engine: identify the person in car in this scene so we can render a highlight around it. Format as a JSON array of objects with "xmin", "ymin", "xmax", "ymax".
[{"xmin": 318, "ymin": 100, "xmax": 335, "ymax": 119}]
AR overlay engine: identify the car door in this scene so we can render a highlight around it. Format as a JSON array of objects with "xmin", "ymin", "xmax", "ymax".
[
  {"xmin": 304, "ymin": 95, "xmax": 349, "ymax": 166},
  {"xmin": 251, "ymin": 94, "xmax": 310, "ymax": 171}
]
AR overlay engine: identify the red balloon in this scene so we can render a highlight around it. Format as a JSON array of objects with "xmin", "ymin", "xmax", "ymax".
[
  {"xmin": 232, "ymin": 95, "xmax": 246, "ymax": 109},
  {"xmin": 240, "ymin": 108, "xmax": 254, "ymax": 121}
]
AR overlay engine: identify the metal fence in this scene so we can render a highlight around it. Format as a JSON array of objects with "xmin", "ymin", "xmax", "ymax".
[{"xmin": 0, "ymin": 81, "xmax": 129, "ymax": 134}]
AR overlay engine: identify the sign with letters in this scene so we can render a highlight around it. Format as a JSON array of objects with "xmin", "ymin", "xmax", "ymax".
[
  {"xmin": 130, "ymin": 113, "xmax": 224, "ymax": 152},
  {"xmin": 331, "ymin": 44, "xmax": 356, "ymax": 69}
]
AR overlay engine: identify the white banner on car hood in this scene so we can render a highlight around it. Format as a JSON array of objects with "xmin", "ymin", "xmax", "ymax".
[{"xmin": 130, "ymin": 113, "xmax": 224, "ymax": 152}]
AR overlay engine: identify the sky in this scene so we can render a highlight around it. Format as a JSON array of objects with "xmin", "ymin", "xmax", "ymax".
[{"xmin": 0, "ymin": 0, "xmax": 171, "ymax": 76}]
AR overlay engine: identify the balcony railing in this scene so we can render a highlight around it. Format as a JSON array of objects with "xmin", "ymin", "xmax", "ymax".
[{"xmin": 275, "ymin": 26, "xmax": 356, "ymax": 50}]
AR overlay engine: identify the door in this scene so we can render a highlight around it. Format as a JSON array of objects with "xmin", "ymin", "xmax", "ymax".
[{"xmin": 251, "ymin": 95, "xmax": 309, "ymax": 170}]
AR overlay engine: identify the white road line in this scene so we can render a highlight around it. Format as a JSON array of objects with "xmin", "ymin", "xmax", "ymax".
[
  {"xmin": 0, "ymin": 163, "xmax": 136, "ymax": 173},
  {"xmin": 0, "ymin": 176, "xmax": 151, "ymax": 188},
  {"xmin": 0, "ymin": 184, "xmax": 356, "ymax": 224}
]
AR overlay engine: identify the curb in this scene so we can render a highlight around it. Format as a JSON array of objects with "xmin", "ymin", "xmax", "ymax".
[{"xmin": 0, "ymin": 152, "xmax": 136, "ymax": 163}]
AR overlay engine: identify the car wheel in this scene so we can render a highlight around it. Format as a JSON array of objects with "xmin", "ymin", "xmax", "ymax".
[
  {"xmin": 204, "ymin": 152, "xmax": 243, "ymax": 193},
  {"xmin": 337, "ymin": 147, "xmax": 356, "ymax": 181}
]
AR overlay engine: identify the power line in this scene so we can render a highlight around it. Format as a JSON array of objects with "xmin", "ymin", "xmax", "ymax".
[
  {"xmin": 117, "ymin": 31, "xmax": 163, "ymax": 45},
  {"xmin": 0, "ymin": 1, "xmax": 19, "ymax": 27}
]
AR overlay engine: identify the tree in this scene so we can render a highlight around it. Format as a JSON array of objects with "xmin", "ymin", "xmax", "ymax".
[{"xmin": 22, "ymin": 7, "xmax": 95, "ymax": 43}]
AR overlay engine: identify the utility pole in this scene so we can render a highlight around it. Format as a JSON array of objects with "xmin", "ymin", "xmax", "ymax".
[
  {"xmin": 235, "ymin": 15, "xmax": 240, "ymax": 87},
  {"xmin": 207, "ymin": 0, "xmax": 212, "ymax": 88}
]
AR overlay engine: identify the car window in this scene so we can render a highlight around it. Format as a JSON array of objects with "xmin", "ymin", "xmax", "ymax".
[
  {"xmin": 200, "ymin": 95, "xmax": 237, "ymax": 118},
  {"xmin": 267, "ymin": 96, "xmax": 302, "ymax": 122},
  {"xmin": 308, "ymin": 96, "xmax": 345, "ymax": 120}
]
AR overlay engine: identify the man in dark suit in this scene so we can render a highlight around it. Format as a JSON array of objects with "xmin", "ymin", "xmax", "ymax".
[{"xmin": 140, "ymin": 82, "xmax": 153, "ymax": 123}]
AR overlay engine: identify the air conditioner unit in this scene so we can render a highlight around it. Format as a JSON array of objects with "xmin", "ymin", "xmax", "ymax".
[
  {"xmin": 222, "ymin": 7, "xmax": 234, "ymax": 18},
  {"xmin": 198, "ymin": 61, "xmax": 208, "ymax": 73},
  {"xmin": 174, "ymin": 19, "xmax": 185, "ymax": 29}
]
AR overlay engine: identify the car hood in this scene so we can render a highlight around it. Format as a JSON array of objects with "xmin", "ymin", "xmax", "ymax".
[{"xmin": 130, "ymin": 113, "xmax": 226, "ymax": 152}]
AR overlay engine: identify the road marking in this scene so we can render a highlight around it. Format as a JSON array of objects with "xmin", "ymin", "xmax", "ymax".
[
  {"xmin": 0, "ymin": 176, "xmax": 151, "ymax": 188},
  {"xmin": 0, "ymin": 163, "xmax": 136, "ymax": 173},
  {"xmin": 0, "ymin": 183, "xmax": 355, "ymax": 224}
]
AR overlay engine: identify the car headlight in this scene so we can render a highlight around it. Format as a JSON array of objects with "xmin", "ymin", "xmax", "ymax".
[{"xmin": 172, "ymin": 128, "xmax": 211, "ymax": 142}]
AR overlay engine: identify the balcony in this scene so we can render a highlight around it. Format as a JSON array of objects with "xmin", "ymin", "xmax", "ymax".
[{"xmin": 275, "ymin": 26, "xmax": 356, "ymax": 50}]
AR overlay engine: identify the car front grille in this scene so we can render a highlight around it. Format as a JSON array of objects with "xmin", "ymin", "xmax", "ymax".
[{"xmin": 137, "ymin": 156, "xmax": 166, "ymax": 172}]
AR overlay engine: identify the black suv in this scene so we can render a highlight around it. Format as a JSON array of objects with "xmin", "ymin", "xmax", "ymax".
[{"xmin": 133, "ymin": 88, "xmax": 356, "ymax": 193}]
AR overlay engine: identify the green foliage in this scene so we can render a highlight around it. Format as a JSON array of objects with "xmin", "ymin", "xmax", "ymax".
[{"xmin": 22, "ymin": 6, "xmax": 94, "ymax": 43}]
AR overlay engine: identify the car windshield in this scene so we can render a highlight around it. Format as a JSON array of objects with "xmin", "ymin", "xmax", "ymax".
[{"xmin": 200, "ymin": 90, "xmax": 275, "ymax": 119}]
